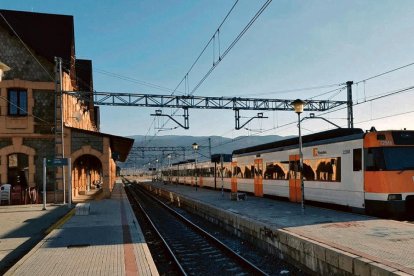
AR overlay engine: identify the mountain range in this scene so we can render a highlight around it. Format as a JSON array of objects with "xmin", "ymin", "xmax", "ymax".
[{"xmin": 121, "ymin": 134, "xmax": 291, "ymax": 168}]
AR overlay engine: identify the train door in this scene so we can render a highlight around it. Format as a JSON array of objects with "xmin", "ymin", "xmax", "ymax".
[
  {"xmin": 289, "ymin": 154, "xmax": 302, "ymax": 202},
  {"xmin": 254, "ymin": 159, "xmax": 263, "ymax": 196},
  {"xmin": 231, "ymin": 161, "xmax": 238, "ymax": 192}
]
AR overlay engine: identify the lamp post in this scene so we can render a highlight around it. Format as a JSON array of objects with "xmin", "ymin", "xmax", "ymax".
[
  {"xmin": 291, "ymin": 99, "xmax": 306, "ymax": 214},
  {"xmin": 155, "ymin": 159, "xmax": 159, "ymax": 182},
  {"xmin": 167, "ymin": 154, "xmax": 171, "ymax": 184},
  {"xmin": 192, "ymin": 143, "xmax": 199, "ymax": 191}
]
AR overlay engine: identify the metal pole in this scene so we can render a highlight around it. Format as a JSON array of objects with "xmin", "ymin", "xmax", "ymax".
[
  {"xmin": 208, "ymin": 138, "xmax": 212, "ymax": 158},
  {"xmin": 58, "ymin": 58, "xmax": 66, "ymax": 205},
  {"xmin": 346, "ymin": 81, "xmax": 354, "ymax": 128},
  {"xmin": 68, "ymin": 158, "xmax": 72, "ymax": 208},
  {"xmin": 54, "ymin": 57, "xmax": 58, "ymax": 203},
  {"xmin": 298, "ymin": 113, "xmax": 305, "ymax": 214},
  {"xmin": 43, "ymin": 158, "xmax": 47, "ymax": 210},
  {"xmin": 177, "ymin": 163, "xmax": 179, "ymax": 185},
  {"xmin": 195, "ymin": 150, "xmax": 198, "ymax": 191},
  {"xmin": 168, "ymin": 156, "xmax": 171, "ymax": 184},
  {"xmin": 220, "ymin": 154, "xmax": 224, "ymax": 197}
]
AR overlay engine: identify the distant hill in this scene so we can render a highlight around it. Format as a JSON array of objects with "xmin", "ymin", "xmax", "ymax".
[{"xmin": 121, "ymin": 134, "xmax": 291, "ymax": 168}]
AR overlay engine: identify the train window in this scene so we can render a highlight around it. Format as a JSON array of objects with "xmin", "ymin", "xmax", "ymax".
[
  {"xmin": 353, "ymin": 148, "xmax": 362, "ymax": 171},
  {"xmin": 244, "ymin": 165, "xmax": 254, "ymax": 179},
  {"xmin": 233, "ymin": 165, "xmax": 242, "ymax": 178},
  {"xmin": 376, "ymin": 134, "xmax": 386, "ymax": 140},
  {"xmin": 392, "ymin": 131, "xmax": 414, "ymax": 145},
  {"xmin": 265, "ymin": 162, "xmax": 288, "ymax": 180},
  {"xmin": 289, "ymin": 158, "xmax": 341, "ymax": 182},
  {"xmin": 365, "ymin": 148, "xmax": 386, "ymax": 171},
  {"xmin": 382, "ymin": 147, "xmax": 414, "ymax": 170}
]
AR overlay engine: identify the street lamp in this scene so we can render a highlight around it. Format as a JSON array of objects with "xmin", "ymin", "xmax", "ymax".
[
  {"xmin": 291, "ymin": 99, "xmax": 306, "ymax": 214},
  {"xmin": 192, "ymin": 143, "xmax": 199, "ymax": 191}
]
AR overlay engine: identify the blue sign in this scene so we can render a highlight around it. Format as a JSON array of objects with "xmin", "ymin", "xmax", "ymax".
[{"xmin": 46, "ymin": 158, "xmax": 68, "ymax": 167}]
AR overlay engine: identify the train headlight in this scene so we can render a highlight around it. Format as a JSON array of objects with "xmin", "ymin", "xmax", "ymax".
[{"xmin": 387, "ymin": 194, "xmax": 402, "ymax": 201}]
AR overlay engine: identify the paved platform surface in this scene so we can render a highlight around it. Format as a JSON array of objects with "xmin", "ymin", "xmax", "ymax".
[
  {"xmin": 6, "ymin": 182, "xmax": 159, "ymax": 276},
  {"xmin": 0, "ymin": 204, "xmax": 70, "ymax": 274},
  {"xmin": 147, "ymin": 181, "xmax": 414, "ymax": 275}
]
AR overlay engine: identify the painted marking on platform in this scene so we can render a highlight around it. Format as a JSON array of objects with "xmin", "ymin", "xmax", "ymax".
[
  {"xmin": 44, "ymin": 208, "xmax": 75, "ymax": 234},
  {"xmin": 120, "ymin": 188, "xmax": 139, "ymax": 276}
]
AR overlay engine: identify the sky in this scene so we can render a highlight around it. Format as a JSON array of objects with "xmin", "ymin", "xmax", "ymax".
[{"xmin": 2, "ymin": 0, "xmax": 414, "ymax": 142}]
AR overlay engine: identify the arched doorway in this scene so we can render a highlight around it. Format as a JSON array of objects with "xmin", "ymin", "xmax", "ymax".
[
  {"xmin": 7, "ymin": 153, "xmax": 29, "ymax": 204},
  {"xmin": 73, "ymin": 154, "xmax": 103, "ymax": 197}
]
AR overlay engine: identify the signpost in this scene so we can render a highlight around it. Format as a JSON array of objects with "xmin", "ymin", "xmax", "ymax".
[{"xmin": 43, "ymin": 157, "xmax": 71, "ymax": 210}]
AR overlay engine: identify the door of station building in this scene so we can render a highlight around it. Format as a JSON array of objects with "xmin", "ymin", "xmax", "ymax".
[
  {"xmin": 231, "ymin": 161, "xmax": 238, "ymax": 192},
  {"xmin": 289, "ymin": 154, "xmax": 302, "ymax": 202},
  {"xmin": 254, "ymin": 159, "xmax": 263, "ymax": 197}
]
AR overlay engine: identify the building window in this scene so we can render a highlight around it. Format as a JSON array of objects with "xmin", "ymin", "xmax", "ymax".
[{"xmin": 8, "ymin": 89, "xmax": 28, "ymax": 116}]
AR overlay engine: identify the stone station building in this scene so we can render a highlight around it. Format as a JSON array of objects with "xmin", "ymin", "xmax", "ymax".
[{"xmin": 0, "ymin": 9, "xmax": 133, "ymax": 203}]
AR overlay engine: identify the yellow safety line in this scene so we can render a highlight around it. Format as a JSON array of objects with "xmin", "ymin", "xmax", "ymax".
[{"xmin": 44, "ymin": 208, "xmax": 75, "ymax": 235}]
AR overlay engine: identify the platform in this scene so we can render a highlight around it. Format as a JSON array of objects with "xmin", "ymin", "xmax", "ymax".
[
  {"xmin": 0, "ymin": 204, "xmax": 70, "ymax": 274},
  {"xmin": 141, "ymin": 180, "xmax": 414, "ymax": 275},
  {"xmin": 5, "ymin": 181, "xmax": 159, "ymax": 276}
]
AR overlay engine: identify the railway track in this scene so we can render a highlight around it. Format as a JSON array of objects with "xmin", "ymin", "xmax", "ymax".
[{"xmin": 125, "ymin": 180, "xmax": 268, "ymax": 276}]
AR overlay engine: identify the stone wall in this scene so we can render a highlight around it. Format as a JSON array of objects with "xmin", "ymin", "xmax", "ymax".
[
  {"xmin": 23, "ymin": 138, "xmax": 55, "ymax": 189},
  {"xmin": 33, "ymin": 89, "xmax": 54, "ymax": 134},
  {"xmin": 0, "ymin": 25, "xmax": 53, "ymax": 82},
  {"xmin": 71, "ymin": 131, "xmax": 103, "ymax": 154}
]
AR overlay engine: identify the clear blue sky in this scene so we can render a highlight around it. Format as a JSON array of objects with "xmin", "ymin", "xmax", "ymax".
[{"xmin": 2, "ymin": 0, "xmax": 414, "ymax": 139}]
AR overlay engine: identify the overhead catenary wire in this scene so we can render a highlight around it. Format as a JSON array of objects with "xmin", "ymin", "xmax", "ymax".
[
  {"xmin": 143, "ymin": 0, "xmax": 272, "ymax": 146},
  {"xmin": 196, "ymin": 83, "xmax": 414, "ymax": 155},
  {"xmin": 233, "ymin": 83, "xmax": 344, "ymax": 97},
  {"xmin": 354, "ymin": 109, "xmax": 414, "ymax": 125},
  {"xmin": 61, "ymin": 58, "xmax": 183, "ymax": 95},
  {"xmin": 130, "ymin": 77, "xmax": 414, "ymax": 167},
  {"xmin": 144, "ymin": 0, "xmax": 242, "ymax": 142},
  {"xmin": 355, "ymin": 61, "xmax": 414, "ymax": 85},
  {"xmin": 170, "ymin": 0, "xmax": 240, "ymax": 96},
  {"xmin": 0, "ymin": 95, "xmax": 52, "ymax": 125},
  {"xmin": 189, "ymin": 0, "xmax": 272, "ymax": 95},
  {"xmin": 317, "ymin": 84, "xmax": 414, "ymax": 118}
]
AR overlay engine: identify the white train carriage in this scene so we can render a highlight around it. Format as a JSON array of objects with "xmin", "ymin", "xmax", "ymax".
[
  {"xmin": 233, "ymin": 128, "xmax": 364, "ymax": 209},
  {"xmin": 232, "ymin": 128, "xmax": 414, "ymax": 217},
  {"xmin": 160, "ymin": 128, "xmax": 414, "ymax": 217}
]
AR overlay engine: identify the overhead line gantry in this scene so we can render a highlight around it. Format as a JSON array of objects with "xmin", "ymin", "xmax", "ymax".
[{"xmin": 64, "ymin": 87, "xmax": 352, "ymax": 129}]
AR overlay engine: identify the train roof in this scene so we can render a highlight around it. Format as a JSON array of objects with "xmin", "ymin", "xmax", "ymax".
[
  {"xmin": 233, "ymin": 128, "xmax": 364, "ymax": 155},
  {"xmin": 172, "ymin": 159, "xmax": 195, "ymax": 166}
]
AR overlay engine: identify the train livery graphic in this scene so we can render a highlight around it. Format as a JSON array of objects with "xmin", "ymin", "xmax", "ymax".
[{"xmin": 161, "ymin": 128, "xmax": 414, "ymax": 218}]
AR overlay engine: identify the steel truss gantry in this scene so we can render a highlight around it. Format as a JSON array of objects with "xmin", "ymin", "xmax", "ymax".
[
  {"xmin": 63, "ymin": 91, "xmax": 350, "ymax": 129},
  {"xmin": 128, "ymin": 146, "xmax": 187, "ymax": 159}
]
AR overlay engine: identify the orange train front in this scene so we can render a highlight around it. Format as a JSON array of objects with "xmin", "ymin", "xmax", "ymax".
[{"xmin": 363, "ymin": 130, "xmax": 414, "ymax": 217}]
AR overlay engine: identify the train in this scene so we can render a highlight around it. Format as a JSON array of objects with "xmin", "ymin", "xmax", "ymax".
[{"xmin": 160, "ymin": 128, "xmax": 414, "ymax": 218}]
